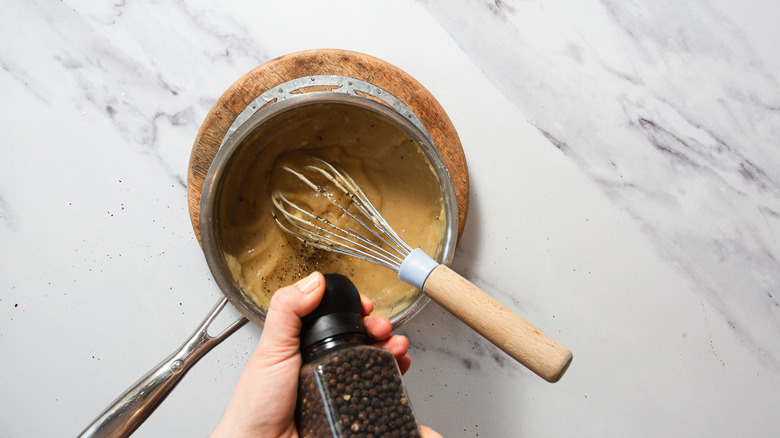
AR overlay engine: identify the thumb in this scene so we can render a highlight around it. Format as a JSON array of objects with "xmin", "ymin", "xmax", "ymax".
[{"xmin": 256, "ymin": 272, "xmax": 325, "ymax": 359}]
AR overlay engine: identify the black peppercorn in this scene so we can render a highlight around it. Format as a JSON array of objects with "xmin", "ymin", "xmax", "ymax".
[{"xmin": 295, "ymin": 274, "xmax": 421, "ymax": 437}]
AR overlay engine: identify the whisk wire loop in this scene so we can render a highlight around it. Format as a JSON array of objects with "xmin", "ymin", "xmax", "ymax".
[
  {"xmin": 272, "ymin": 160, "xmax": 415, "ymax": 272},
  {"xmin": 288, "ymin": 164, "xmax": 405, "ymax": 259},
  {"xmin": 309, "ymin": 160, "xmax": 414, "ymax": 255},
  {"xmin": 272, "ymin": 192, "xmax": 404, "ymax": 271}
]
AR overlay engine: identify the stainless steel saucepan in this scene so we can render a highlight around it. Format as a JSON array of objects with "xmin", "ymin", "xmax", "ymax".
[{"xmin": 78, "ymin": 76, "xmax": 459, "ymax": 438}]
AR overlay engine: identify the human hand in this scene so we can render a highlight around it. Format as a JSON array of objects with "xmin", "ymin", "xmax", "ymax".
[{"xmin": 210, "ymin": 272, "xmax": 441, "ymax": 438}]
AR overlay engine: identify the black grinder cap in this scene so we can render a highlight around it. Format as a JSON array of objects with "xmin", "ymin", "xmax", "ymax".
[{"xmin": 300, "ymin": 274, "xmax": 368, "ymax": 351}]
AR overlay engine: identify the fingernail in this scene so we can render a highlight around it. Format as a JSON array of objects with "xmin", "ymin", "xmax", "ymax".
[{"xmin": 294, "ymin": 272, "xmax": 320, "ymax": 294}]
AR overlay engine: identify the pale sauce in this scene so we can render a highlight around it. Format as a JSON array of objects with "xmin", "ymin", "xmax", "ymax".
[{"xmin": 218, "ymin": 103, "xmax": 446, "ymax": 318}]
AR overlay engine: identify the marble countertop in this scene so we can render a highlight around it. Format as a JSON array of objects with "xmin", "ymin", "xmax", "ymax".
[{"xmin": 2, "ymin": 0, "xmax": 779, "ymax": 436}]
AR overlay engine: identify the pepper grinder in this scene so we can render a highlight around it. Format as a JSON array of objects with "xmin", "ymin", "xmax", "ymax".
[{"xmin": 295, "ymin": 274, "xmax": 421, "ymax": 437}]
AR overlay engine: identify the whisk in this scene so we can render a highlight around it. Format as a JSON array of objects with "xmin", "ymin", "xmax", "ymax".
[{"xmin": 272, "ymin": 159, "xmax": 572, "ymax": 382}]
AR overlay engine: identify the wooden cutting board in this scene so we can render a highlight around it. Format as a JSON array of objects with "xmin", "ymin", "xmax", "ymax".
[{"xmin": 187, "ymin": 49, "xmax": 469, "ymax": 243}]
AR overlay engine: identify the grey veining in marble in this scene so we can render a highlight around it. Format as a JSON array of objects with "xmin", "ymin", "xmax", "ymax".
[
  {"xmin": 421, "ymin": 0, "xmax": 780, "ymax": 368},
  {"xmin": 2, "ymin": 0, "xmax": 271, "ymax": 187}
]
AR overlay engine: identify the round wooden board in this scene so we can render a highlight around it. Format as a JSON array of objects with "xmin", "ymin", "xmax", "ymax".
[{"xmin": 187, "ymin": 49, "xmax": 469, "ymax": 243}]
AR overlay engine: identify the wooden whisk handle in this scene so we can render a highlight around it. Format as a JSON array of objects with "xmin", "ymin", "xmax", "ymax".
[{"xmin": 422, "ymin": 265, "xmax": 573, "ymax": 382}]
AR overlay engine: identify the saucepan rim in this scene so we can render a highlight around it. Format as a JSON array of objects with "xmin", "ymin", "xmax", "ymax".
[{"xmin": 199, "ymin": 91, "xmax": 458, "ymax": 328}]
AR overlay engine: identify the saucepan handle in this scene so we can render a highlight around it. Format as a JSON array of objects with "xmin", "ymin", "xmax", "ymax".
[{"xmin": 77, "ymin": 297, "xmax": 247, "ymax": 438}]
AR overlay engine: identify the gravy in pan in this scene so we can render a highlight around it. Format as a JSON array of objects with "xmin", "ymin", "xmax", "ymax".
[{"xmin": 218, "ymin": 103, "xmax": 445, "ymax": 318}]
